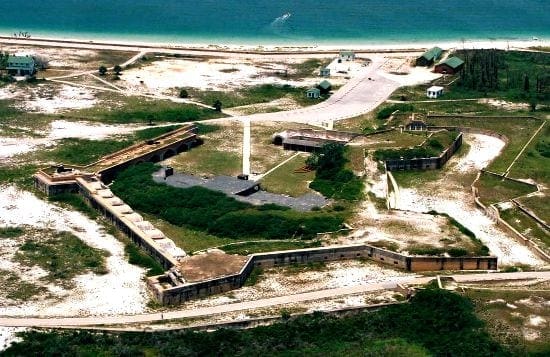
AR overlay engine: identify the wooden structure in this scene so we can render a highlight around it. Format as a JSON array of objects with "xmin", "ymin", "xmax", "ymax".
[
  {"xmin": 416, "ymin": 47, "xmax": 442, "ymax": 66},
  {"xmin": 434, "ymin": 56, "xmax": 464, "ymax": 74}
]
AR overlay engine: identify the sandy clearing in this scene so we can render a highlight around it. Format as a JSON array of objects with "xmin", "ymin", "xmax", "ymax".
[
  {"xmin": 170, "ymin": 260, "xmax": 416, "ymax": 311},
  {"xmin": 0, "ymin": 185, "xmax": 148, "ymax": 317},
  {"xmin": 119, "ymin": 57, "xmax": 337, "ymax": 95},
  {"xmin": 394, "ymin": 134, "xmax": 545, "ymax": 266},
  {"xmin": 0, "ymin": 120, "xmax": 157, "ymax": 160},
  {"xmin": 0, "ymin": 84, "xmax": 97, "ymax": 114}
]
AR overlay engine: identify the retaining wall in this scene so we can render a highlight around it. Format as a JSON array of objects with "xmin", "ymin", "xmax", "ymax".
[
  {"xmin": 385, "ymin": 132, "xmax": 463, "ymax": 171},
  {"xmin": 77, "ymin": 179, "xmax": 178, "ymax": 270},
  {"xmin": 150, "ymin": 244, "xmax": 497, "ymax": 305}
]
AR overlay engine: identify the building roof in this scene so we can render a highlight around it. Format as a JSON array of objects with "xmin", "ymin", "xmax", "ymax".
[
  {"xmin": 438, "ymin": 56, "xmax": 465, "ymax": 69},
  {"xmin": 320, "ymin": 67, "xmax": 330, "ymax": 72},
  {"xmin": 420, "ymin": 47, "xmax": 443, "ymax": 61},
  {"xmin": 427, "ymin": 86, "xmax": 444, "ymax": 91},
  {"xmin": 7, "ymin": 55, "xmax": 34, "ymax": 64},
  {"xmin": 318, "ymin": 80, "xmax": 332, "ymax": 89},
  {"xmin": 339, "ymin": 50, "xmax": 355, "ymax": 55},
  {"xmin": 306, "ymin": 87, "xmax": 321, "ymax": 93}
]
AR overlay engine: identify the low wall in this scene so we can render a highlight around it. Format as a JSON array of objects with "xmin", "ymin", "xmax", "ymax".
[
  {"xmin": 385, "ymin": 132, "xmax": 463, "ymax": 171},
  {"xmin": 150, "ymin": 244, "xmax": 497, "ymax": 305},
  {"xmin": 470, "ymin": 174, "xmax": 550, "ymax": 263}
]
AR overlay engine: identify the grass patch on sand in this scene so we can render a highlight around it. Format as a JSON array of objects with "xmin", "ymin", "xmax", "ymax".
[
  {"xmin": 261, "ymin": 155, "xmax": 315, "ymax": 197},
  {"xmin": 15, "ymin": 230, "xmax": 109, "ymax": 287},
  {"xmin": 465, "ymin": 288, "xmax": 550, "ymax": 355},
  {"xmin": 475, "ymin": 172, "xmax": 537, "ymax": 205},
  {"xmin": 0, "ymin": 270, "xmax": 45, "ymax": 301},
  {"xmin": 37, "ymin": 138, "xmax": 132, "ymax": 166},
  {"xmin": 0, "ymin": 164, "xmax": 38, "ymax": 191},
  {"xmin": 189, "ymin": 84, "xmax": 326, "ymax": 109},
  {"xmin": 0, "ymin": 226, "xmax": 24, "ymax": 238},
  {"xmin": 48, "ymin": 193, "xmax": 99, "ymax": 220},
  {"xmin": 71, "ymin": 95, "xmax": 224, "ymax": 124}
]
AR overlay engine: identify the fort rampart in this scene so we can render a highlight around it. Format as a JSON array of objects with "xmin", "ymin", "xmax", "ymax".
[{"xmin": 149, "ymin": 244, "xmax": 497, "ymax": 305}]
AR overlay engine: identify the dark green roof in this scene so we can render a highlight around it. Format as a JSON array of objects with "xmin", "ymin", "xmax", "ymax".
[
  {"xmin": 420, "ymin": 47, "xmax": 443, "ymax": 61},
  {"xmin": 318, "ymin": 80, "xmax": 332, "ymax": 89},
  {"xmin": 7, "ymin": 55, "xmax": 34, "ymax": 64},
  {"xmin": 439, "ymin": 56, "xmax": 464, "ymax": 69}
]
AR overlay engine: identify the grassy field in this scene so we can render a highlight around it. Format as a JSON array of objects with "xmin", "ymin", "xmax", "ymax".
[
  {"xmin": 475, "ymin": 172, "xmax": 537, "ymax": 205},
  {"xmin": 143, "ymin": 214, "xmax": 236, "ymax": 253},
  {"xmin": 363, "ymin": 130, "xmax": 427, "ymax": 150},
  {"xmin": 425, "ymin": 116, "xmax": 542, "ymax": 173},
  {"xmin": 188, "ymin": 84, "xmax": 325, "ymax": 109},
  {"xmin": 260, "ymin": 155, "xmax": 315, "ymax": 197},
  {"xmin": 70, "ymin": 95, "xmax": 224, "ymax": 124},
  {"xmin": 516, "ymin": 194, "xmax": 549, "ymax": 224},
  {"xmin": 499, "ymin": 207, "xmax": 550, "ymax": 253},
  {"xmin": 165, "ymin": 122, "xmax": 242, "ymax": 177},
  {"xmin": 507, "ymin": 121, "xmax": 549, "ymax": 183}
]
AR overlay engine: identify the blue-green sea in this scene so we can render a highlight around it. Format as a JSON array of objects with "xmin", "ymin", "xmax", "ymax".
[{"xmin": 0, "ymin": 0, "xmax": 548, "ymax": 45}]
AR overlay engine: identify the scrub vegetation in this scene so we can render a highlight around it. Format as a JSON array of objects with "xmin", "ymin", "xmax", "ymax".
[
  {"xmin": 110, "ymin": 163, "xmax": 344, "ymax": 240},
  {"xmin": 4, "ymin": 288, "xmax": 514, "ymax": 356}
]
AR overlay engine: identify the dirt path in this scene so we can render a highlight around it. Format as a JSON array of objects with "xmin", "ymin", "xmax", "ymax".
[{"xmin": 0, "ymin": 271, "xmax": 548, "ymax": 328}]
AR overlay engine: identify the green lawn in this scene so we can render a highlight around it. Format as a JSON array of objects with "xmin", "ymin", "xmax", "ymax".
[
  {"xmin": 475, "ymin": 172, "xmax": 537, "ymax": 205},
  {"xmin": 425, "ymin": 116, "xmax": 542, "ymax": 173},
  {"xmin": 188, "ymin": 84, "xmax": 326, "ymax": 109},
  {"xmin": 499, "ymin": 207, "xmax": 550, "ymax": 253},
  {"xmin": 260, "ymin": 155, "xmax": 315, "ymax": 197},
  {"xmin": 516, "ymin": 194, "xmax": 550, "ymax": 224},
  {"xmin": 219, "ymin": 240, "xmax": 322, "ymax": 255}
]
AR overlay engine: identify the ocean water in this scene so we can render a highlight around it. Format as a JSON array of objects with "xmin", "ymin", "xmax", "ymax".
[{"xmin": 0, "ymin": 0, "xmax": 548, "ymax": 45}]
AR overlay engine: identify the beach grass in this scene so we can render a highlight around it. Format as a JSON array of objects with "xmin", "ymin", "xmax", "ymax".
[{"xmin": 499, "ymin": 207, "xmax": 550, "ymax": 253}]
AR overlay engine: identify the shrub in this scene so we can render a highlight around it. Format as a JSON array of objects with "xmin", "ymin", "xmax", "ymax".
[
  {"xmin": 376, "ymin": 103, "xmax": 414, "ymax": 119},
  {"xmin": 179, "ymin": 88, "xmax": 189, "ymax": 98}
]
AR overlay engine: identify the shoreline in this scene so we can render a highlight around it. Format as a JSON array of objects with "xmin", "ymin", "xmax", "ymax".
[{"xmin": 0, "ymin": 34, "xmax": 548, "ymax": 54}]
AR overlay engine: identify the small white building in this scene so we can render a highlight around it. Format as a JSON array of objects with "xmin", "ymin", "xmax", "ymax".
[
  {"xmin": 306, "ymin": 87, "xmax": 321, "ymax": 99},
  {"xmin": 427, "ymin": 86, "xmax": 444, "ymax": 99},
  {"xmin": 320, "ymin": 67, "xmax": 330, "ymax": 77},
  {"xmin": 339, "ymin": 50, "xmax": 355, "ymax": 61}
]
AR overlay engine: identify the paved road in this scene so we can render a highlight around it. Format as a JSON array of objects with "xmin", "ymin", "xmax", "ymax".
[
  {"xmin": 1, "ymin": 271, "xmax": 548, "ymax": 328},
  {"xmin": 233, "ymin": 56, "xmax": 399, "ymax": 127}
]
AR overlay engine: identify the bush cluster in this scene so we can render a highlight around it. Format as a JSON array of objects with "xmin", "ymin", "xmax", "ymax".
[
  {"xmin": 110, "ymin": 163, "xmax": 343, "ymax": 239},
  {"xmin": 4, "ymin": 289, "xmax": 509, "ymax": 356},
  {"xmin": 307, "ymin": 143, "xmax": 364, "ymax": 201}
]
